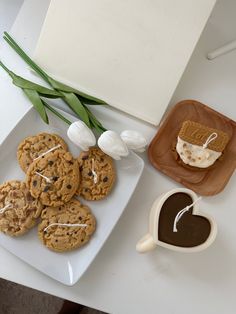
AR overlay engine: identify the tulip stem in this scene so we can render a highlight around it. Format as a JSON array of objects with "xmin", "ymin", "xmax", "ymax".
[
  {"xmin": 3, "ymin": 32, "xmax": 107, "ymax": 133},
  {"xmin": 42, "ymin": 100, "xmax": 72, "ymax": 125}
]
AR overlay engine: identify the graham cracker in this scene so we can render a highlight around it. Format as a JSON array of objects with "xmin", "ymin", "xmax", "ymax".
[{"xmin": 178, "ymin": 120, "xmax": 229, "ymax": 152}]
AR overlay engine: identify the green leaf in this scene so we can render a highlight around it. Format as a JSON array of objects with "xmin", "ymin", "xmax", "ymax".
[
  {"xmin": 3, "ymin": 32, "xmax": 50, "ymax": 84},
  {"xmin": 84, "ymin": 106, "xmax": 106, "ymax": 131},
  {"xmin": 90, "ymin": 119, "xmax": 105, "ymax": 134},
  {"xmin": 2, "ymin": 33, "xmax": 106, "ymax": 128},
  {"xmin": 0, "ymin": 60, "xmax": 12, "ymax": 75},
  {"xmin": 37, "ymin": 92, "xmax": 63, "ymax": 99},
  {"xmin": 10, "ymin": 72, "xmax": 62, "ymax": 98},
  {"xmin": 74, "ymin": 90, "xmax": 107, "ymax": 104},
  {"xmin": 61, "ymin": 91, "xmax": 90, "ymax": 127},
  {"xmin": 23, "ymin": 89, "xmax": 49, "ymax": 124},
  {"xmin": 3, "ymin": 33, "xmax": 106, "ymax": 104},
  {"xmin": 48, "ymin": 77, "xmax": 107, "ymax": 104},
  {"xmin": 77, "ymin": 95, "xmax": 107, "ymax": 105},
  {"xmin": 87, "ymin": 114, "xmax": 104, "ymax": 133},
  {"xmin": 42, "ymin": 100, "xmax": 72, "ymax": 126}
]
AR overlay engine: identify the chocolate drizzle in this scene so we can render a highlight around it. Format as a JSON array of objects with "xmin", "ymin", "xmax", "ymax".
[{"xmin": 158, "ymin": 192, "xmax": 211, "ymax": 247}]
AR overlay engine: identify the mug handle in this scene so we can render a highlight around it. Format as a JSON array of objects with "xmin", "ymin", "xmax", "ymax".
[{"xmin": 136, "ymin": 233, "xmax": 156, "ymax": 253}]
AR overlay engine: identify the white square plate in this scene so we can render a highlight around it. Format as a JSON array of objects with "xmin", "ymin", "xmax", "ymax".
[{"xmin": 0, "ymin": 107, "xmax": 144, "ymax": 285}]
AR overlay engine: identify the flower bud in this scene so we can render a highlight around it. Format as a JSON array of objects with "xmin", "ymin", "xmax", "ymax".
[
  {"xmin": 67, "ymin": 121, "xmax": 96, "ymax": 151},
  {"xmin": 120, "ymin": 130, "xmax": 147, "ymax": 152},
  {"xmin": 98, "ymin": 130, "xmax": 129, "ymax": 160}
]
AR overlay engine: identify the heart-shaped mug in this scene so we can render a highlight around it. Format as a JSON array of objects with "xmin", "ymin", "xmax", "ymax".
[{"xmin": 136, "ymin": 188, "xmax": 217, "ymax": 253}]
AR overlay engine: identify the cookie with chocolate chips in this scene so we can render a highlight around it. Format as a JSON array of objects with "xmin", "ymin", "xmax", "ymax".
[
  {"xmin": 77, "ymin": 147, "xmax": 116, "ymax": 201},
  {"xmin": 17, "ymin": 132, "xmax": 68, "ymax": 172},
  {"xmin": 0, "ymin": 180, "xmax": 42, "ymax": 236},
  {"xmin": 26, "ymin": 150, "xmax": 80, "ymax": 207},
  {"xmin": 38, "ymin": 198, "xmax": 96, "ymax": 252}
]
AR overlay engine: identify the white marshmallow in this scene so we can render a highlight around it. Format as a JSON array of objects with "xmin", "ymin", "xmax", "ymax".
[{"xmin": 176, "ymin": 137, "xmax": 221, "ymax": 168}]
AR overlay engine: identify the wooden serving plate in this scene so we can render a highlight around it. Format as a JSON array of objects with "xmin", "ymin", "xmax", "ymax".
[{"xmin": 148, "ymin": 100, "xmax": 236, "ymax": 196}]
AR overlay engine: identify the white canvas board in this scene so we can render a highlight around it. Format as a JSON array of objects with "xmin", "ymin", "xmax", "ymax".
[{"xmin": 34, "ymin": 0, "xmax": 215, "ymax": 125}]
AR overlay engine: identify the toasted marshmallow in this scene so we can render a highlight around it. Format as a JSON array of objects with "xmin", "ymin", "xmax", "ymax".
[{"xmin": 176, "ymin": 137, "xmax": 221, "ymax": 168}]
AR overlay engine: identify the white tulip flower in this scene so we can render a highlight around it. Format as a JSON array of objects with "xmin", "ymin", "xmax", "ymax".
[
  {"xmin": 120, "ymin": 130, "xmax": 147, "ymax": 152},
  {"xmin": 67, "ymin": 121, "xmax": 96, "ymax": 151},
  {"xmin": 98, "ymin": 130, "xmax": 129, "ymax": 160}
]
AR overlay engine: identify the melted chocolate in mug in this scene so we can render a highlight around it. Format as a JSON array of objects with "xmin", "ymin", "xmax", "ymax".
[{"xmin": 158, "ymin": 193, "xmax": 211, "ymax": 247}]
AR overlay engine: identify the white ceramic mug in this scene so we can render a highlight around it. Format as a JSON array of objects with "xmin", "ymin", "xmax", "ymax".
[{"xmin": 136, "ymin": 188, "xmax": 217, "ymax": 253}]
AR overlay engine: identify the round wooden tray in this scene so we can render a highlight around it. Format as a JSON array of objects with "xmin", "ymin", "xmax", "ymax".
[{"xmin": 148, "ymin": 100, "xmax": 236, "ymax": 196}]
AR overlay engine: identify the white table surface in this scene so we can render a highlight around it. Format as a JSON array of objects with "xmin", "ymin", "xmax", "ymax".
[{"xmin": 0, "ymin": 1, "xmax": 235, "ymax": 313}]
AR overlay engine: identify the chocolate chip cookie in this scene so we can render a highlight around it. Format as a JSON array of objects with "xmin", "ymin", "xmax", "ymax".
[
  {"xmin": 0, "ymin": 180, "xmax": 42, "ymax": 236},
  {"xmin": 38, "ymin": 198, "xmax": 96, "ymax": 252},
  {"xmin": 77, "ymin": 147, "xmax": 116, "ymax": 200},
  {"xmin": 17, "ymin": 132, "xmax": 68, "ymax": 172},
  {"xmin": 26, "ymin": 150, "xmax": 80, "ymax": 207}
]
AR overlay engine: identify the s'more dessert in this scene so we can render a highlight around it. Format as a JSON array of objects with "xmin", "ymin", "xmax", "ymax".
[{"xmin": 175, "ymin": 120, "xmax": 230, "ymax": 169}]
